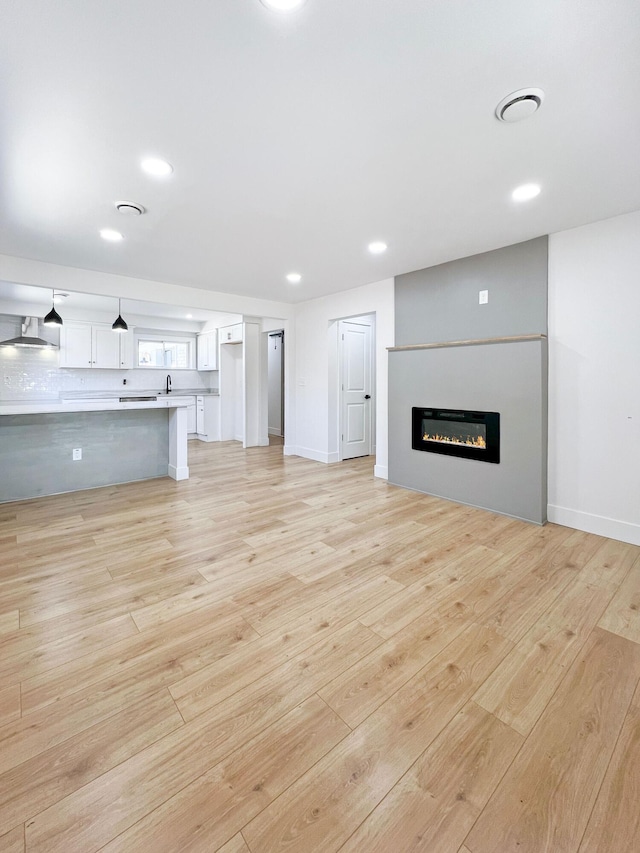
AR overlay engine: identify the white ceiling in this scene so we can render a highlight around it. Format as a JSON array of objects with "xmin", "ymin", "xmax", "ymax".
[{"xmin": 1, "ymin": 0, "xmax": 639, "ymax": 304}]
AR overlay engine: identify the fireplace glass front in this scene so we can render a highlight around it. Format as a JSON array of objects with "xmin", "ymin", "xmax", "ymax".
[{"xmin": 412, "ymin": 408, "xmax": 500, "ymax": 463}]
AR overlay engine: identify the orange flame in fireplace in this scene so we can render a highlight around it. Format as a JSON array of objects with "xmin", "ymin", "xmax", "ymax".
[{"xmin": 422, "ymin": 433, "xmax": 487, "ymax": 449}]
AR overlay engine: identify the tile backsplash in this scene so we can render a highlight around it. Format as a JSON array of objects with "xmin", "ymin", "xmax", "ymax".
[{"xmin": 0, "ymin": 316, "xmax": 217, "ymax": 401}]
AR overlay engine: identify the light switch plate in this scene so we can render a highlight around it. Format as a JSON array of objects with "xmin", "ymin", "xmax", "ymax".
[
  {"xmin": 479, "ymin": 290, "xmax": 489, "ymax": 304},
  {"xmin": 72, "ymin": 448, "xmax": 82, "ymax": 461}
]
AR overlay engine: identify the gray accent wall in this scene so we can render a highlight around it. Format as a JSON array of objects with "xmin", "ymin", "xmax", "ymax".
[
  {"xmin": 395, "ymin": 237, "xmax": 548, "ymax": 346},
  {"xmin": 390, "ymin": 236, "xmax": 548, "ymax": 523},
  {"xmin": 388, "ymin": 340, "xmax": 548, "ymax": 523},
  {"xmin": 0, "ymin": 409, "xmax": 169, "ymax": 502}
]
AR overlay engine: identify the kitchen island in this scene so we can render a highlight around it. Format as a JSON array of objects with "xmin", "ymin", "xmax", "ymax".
[{"xmin": 0, "ymin": 397, "xmax": 190, "ymax": 503}]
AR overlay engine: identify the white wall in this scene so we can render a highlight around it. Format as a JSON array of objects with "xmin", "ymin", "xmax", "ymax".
[
  {"xmin": 548, "ymin": 210, "xmax": 640, "ymax": 546},
  {"xmin": 290, "ymin": 278, "xmax": 394, "ymax": 478}
]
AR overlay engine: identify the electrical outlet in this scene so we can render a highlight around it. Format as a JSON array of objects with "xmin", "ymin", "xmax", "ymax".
[
  {"xmin": 72, "ymin": 448, "xmax": 82, "ymax": 461},
  {"xmin": 479, "ymin": 290, "xmax": 489, "ymax": 304}
]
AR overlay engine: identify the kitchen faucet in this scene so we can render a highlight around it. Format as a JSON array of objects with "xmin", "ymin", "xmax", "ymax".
[{"xmin": 166, "ymin": 374, "xmax": 172, "ymax": 394}]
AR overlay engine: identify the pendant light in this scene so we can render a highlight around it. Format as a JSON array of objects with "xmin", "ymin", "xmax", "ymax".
[
  {"xmin": 112, "ymin": 298, "xmax": 128, "ymax": 333},
  {"xmin": 43, "ymin": 289, "xmax": 63, "ymax": 327}
]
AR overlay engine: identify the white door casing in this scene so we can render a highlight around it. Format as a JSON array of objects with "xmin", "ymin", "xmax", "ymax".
[{"xmin": 340, "ymin": 319, "xmax": 373, "ymax": 459}]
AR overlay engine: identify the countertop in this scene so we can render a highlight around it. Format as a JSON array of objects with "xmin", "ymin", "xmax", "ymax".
[
  {"xmin": 63, "ymin": 389, "xmax": 219, "ymax": 399},
  {"xmin": 0, "ymin": 398, "xmax": 192, "ymax": 416}
]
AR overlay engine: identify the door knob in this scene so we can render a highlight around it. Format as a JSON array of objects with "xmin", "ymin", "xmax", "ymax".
[{"xmin": 364, "ymin": 394, "xmax": 371, "ymax": 399}]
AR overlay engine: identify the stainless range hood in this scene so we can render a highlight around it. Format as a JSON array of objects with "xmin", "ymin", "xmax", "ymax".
[{"xmin": 0, "ymin": 317, "xmax": 58, "ymax": 349}]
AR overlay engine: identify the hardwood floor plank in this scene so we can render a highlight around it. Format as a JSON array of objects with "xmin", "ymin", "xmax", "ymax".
[
  {"xmin": 100, "ymin": 695, "xmax": 349, "ymax": 852},
  {"xmin": 0, "ymin": 825, "xmax": 23, "ymax": 853},
  {"xmin": 217, "ymin": 834, "xmax": 251, "ymax": 853},
  {"xmin": 339, "ymin": 701, "xmax": 523, "ymax": 853},
  {"xmin": 578, "ymin": 681, "xmax": 640, "ymax": 853},
  {"xmin": 242, "ymin": 624, "xmax": 512, "ymax": 853},
  {"xmin": 0, "ymin": 685, "xmax": 20, "ymax": 728},
  {"xmin": 0, "ymin": 690, "xmax": 182, "ymax": 835},
  {"xmin": 15, "ymin": 516, "xmax": 86, "ymax": 544},
  {"xmin": 579, "ymin": 537, "xmax": 639, "ymax": 590},
  {"xmin": 474, "ymin": 579, "xmax": 613, "ymax": 735},
  {"xmin": 24, "ymin": 622, "xmax": 381, "ymax": 853},
  {"xmin": 0, "ymin": 611, "xmax": 19, "ymax": 635},
  {"xmin": 597, "ymin": 556, "xmax": 640, "ymax": 643},
  {"xmin": 466, "ymin": 627, "xmax": 640, "ymax": 853}
]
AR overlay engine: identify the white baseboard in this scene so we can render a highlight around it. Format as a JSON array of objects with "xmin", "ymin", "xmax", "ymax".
[
  {"xmin": 327, "ymin": 451, "xmax": 340, "ymax": 463},
  {"xmin": 284, "ymin": 445, "xmax": 331, "ymax": 464},
  {"xmin": 168, "ymin": 464, "xmax": 189, "ymax": 481},
  {"xmin": 548, "ymin": 504, "xmax": 640, "ymax": 547},
  {"xmin": 268, "ymin": 428, "xmax": 282, "ymax": 436},
  {"xmin": 374, "ymin": 464, "xmax": 388, "ymax": 480}
]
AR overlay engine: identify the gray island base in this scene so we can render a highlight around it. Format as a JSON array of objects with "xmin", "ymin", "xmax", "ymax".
[{"xmin": 0, "ymin": 399, "xmax": 189, "ymax": 503}]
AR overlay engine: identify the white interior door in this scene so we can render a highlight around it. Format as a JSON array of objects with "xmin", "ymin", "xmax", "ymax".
[{"xmin": 340, "ymin": 319, "xmax": 373, "ymax": 459}]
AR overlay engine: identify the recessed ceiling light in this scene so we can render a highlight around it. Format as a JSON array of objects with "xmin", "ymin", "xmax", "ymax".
[
  {"xmin": 286, "ymin": 273, "xmax": 302, "ymax": 284},
  {"xmin": 186, "ymin": 313, "xmax": 193, "ymax": 319},
  {"xmin": 512, "ymin": 183, "xmax": 541, "ymax": 202},
  {"xmin": 368, "ymin": 241, "xmax": 388, "ymax": 255},
  {"xmin": 141, "ymin": 157, "xmax": 173, "ymax": 177},
  {"xmin": 99, "ymin": 228, "xmax": 124, "ymax": 242},
  {"xmin": 260, "ymin": 0, "xmax": 307, "ymax": 11}
]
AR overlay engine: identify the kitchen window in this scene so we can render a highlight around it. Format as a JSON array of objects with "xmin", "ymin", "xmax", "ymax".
[{"xmin": 137, "ymin": 336, "xmax": 194, "ymax": 369}]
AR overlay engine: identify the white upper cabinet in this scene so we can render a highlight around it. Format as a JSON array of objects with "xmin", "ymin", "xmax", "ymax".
[
  {"xmin": 219, "ymin": 323, "xmax": 243, "ymax": 344},
  {"xmin": 59, "ymin": 322, "xmax": 93, "ymax": 368},
  {"xmin": 197, "ymin": 329, "xmax": 218, "ymax": 371},
  {"xmin": 92, "ymin": 325, "xmax": 121, "ymax": 369},
  {"xmin": 119, "ymin": 327, "xmax": 135, "ymax": 368},
  {"xmin": 59, "ymin": 321, "xmax": 132, "ymax": 369}
]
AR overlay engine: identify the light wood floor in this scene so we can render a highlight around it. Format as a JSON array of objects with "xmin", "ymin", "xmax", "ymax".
[{"xmin": 0, "ymin": 440, "xmax": 639, "ymax": 853}]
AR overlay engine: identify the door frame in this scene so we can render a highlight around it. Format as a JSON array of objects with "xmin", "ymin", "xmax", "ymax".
[
  {"xmin": 267, "ymin": 330, "xmax": 285, "ymax": 438},
  {"xmin": 332, "ymin": 313, "xmax": 376, "ymax": 462}
]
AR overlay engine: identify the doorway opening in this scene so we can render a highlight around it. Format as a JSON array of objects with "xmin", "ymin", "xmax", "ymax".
[{"xmin": 267, "ymin": 330, "xmax": 285, "ymax": 444}]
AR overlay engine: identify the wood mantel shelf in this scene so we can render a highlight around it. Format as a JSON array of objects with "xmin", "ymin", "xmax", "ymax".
[{"xmin": 387, "ymin": 333, "xmax": 547, "ymax": 352}]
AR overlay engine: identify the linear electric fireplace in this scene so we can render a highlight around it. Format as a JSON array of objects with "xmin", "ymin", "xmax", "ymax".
[{"xmin": 412, "ymin": 407, "xmax": 500, "ymax": 463}]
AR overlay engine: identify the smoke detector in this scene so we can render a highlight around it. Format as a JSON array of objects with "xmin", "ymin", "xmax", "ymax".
[
  {"xmin": 495, "ymin": 88, "xmax": 544, "ymax": 123},
  {"xmin": 115, "ymin": 201, "xmax": 146, "ymax": 216}
]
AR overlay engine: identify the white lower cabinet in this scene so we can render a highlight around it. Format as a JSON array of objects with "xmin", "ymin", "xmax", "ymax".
[{"xmin": 196, "ymin": 395, "xmax": 220, "ymax": 442}]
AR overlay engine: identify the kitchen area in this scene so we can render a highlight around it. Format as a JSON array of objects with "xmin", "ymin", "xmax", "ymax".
[{"xmin": 0, "ymin": 283, "xmax": 285, "ymax": 502}]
